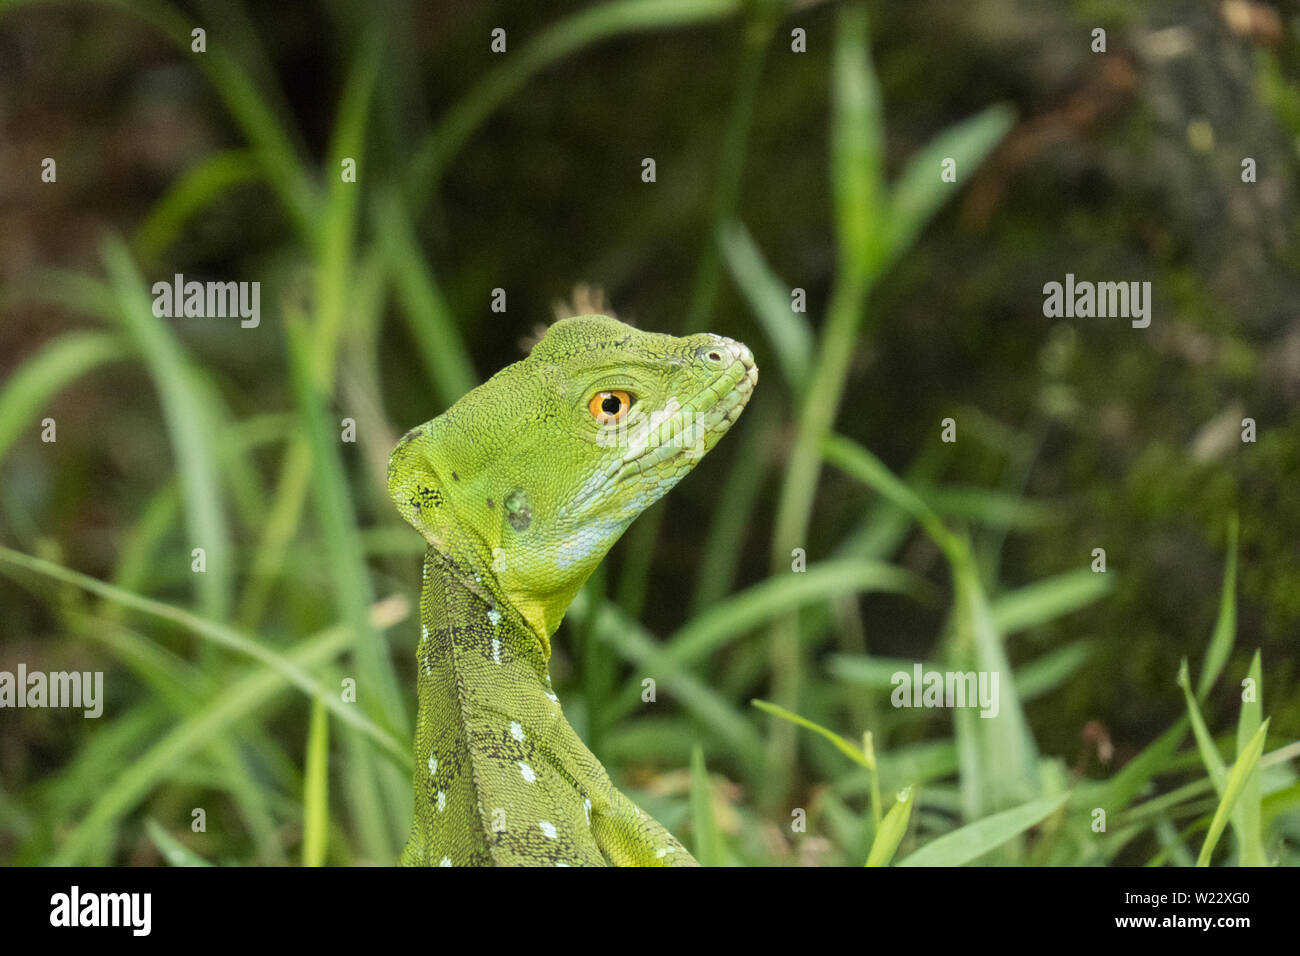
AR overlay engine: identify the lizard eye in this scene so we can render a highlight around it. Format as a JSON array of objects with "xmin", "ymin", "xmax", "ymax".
[{"xmin": 588, "ymin": 389, "xmax": 631, "ymax": 424}]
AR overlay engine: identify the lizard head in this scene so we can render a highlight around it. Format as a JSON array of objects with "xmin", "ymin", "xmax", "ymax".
[{"xmin": 389, "ymin": 313, "xmax": 757, "ymax": 649}]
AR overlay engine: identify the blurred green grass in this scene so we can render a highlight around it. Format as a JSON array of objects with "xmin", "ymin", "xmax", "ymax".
[{"xmin": 0, "ymin": 0, "xmax": 1297, "ymax": 867}]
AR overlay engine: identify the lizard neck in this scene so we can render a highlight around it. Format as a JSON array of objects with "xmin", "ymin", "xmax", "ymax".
[
  {"xmin": 405, "ymin": 545, "xmax": 559, "ymax": 865},
  {"xmin": 419, "ymin": 546, "xmax": 551, "ymax": 678}
]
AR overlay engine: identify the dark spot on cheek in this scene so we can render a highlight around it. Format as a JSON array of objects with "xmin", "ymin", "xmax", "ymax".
[
  {"xmin": 504, "ymin": 489, "xmax": 532, "ymax": 532},
  {"xmin": 486, "ymin": 498, "xmax": 494, "ymax": 509},
  {"xmin": 452, "ymin": 472, "xmax": 459, "ymax": 481},
  {"xmin": 412, "ymin": 486, "xmax": 443, "ymax": 511}
]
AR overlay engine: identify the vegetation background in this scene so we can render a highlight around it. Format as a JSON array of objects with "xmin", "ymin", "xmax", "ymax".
[{"xmin": 1, "ymin": 0, "xmax": 1297, "ymax": 866}]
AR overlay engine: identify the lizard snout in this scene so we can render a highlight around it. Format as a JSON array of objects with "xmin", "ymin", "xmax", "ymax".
[
  {"xmin": 695, "ymin": 335, "xmax": 757, "ymax": 375},
  {"xmin": 692, "ymin": 335, "xmax": 758, "ymax": 425}
]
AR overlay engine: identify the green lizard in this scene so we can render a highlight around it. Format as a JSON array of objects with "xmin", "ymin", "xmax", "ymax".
[{"xmin": 387, "ymin": 313, "xmax": 756, "ymax": 866}]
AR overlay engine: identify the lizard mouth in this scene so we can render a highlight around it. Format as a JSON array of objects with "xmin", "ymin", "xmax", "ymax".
[{"xmin": 583, "ymin": 336, "xmax": 758, "ymax": 499}]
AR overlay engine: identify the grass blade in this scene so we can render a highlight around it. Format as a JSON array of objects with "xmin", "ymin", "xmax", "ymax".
[
  {"xmin": 0, "ymin": 330, "xmax": 130, "ymax": 464},
  {"xmin": 829, "ymin": 4, "xmax": 884, "ymax": 277},
  {"xmin": 991, "ymin": 569, "xmax": 1113, "ymax": 637},
  {"xmin": 686, "ymin": 10, "xmax": 777, "ymax": 327},
  {"xmin": 750, "ymin": 699, "xmax": 871, "ymax": 769},
  {"xmin": 1179, "ymin": 658, "xmax": 1227, "ymax": 791},
  {"xmin": 690, "ymin": 745, "xmax": 724, "ymax": 866},
  {"xmin": 823, "ymin": 433, "xmax": 956, "ymax": 553},
  {"xmin": 880, "ymin": 103, "xmax": 1015, "ymax": 274},
  {"xmin": 718, "ymin": 221, "xmax": 813, "ymax": 393},
  {"xmin": 1197, "ymin": 721, "xmax": 1269, "ymax": 866},
  {"xmin": 689, "ymin": 401, "xmax": 771, "ymax": 615},
  {"xmin": 1013, "ymin": 640, "xmax": 1093, "ymax": 701},
  {"xmin": 824, "ymin": 433, "xmax": 1039, "ymax": 817},
  {"xmin": 285, "ymin": 307, "xmax": 409, "ymax": 860},
  {"xmin": 100, "ymin": 236, "xmax": 233, "ymax": 620},
  {"xmin": 605, "ymin": 558, "xmax": 924, "ymax": 738},
  {"xmin": 1196, "ymin": 513, "xmax": 1238, "ymax": 700},
  {"xmin": 669, "ymin": 559, "xmax": 924, "ymax": 670},
  {"xmin": 865, "ymin": 787, "xmax": 914, "ymax": 866},
  {"xmin": 949, "ymin": 541, "xmax": 1040, "ymax": 819},
  {"xmin": 896, "ymin": 793, "xmax": 1068, "ymax": 867},
  {"xmin": 13, "ymin": 0, "xmax": 323, "ymax": 238},
  {"xmin": 49, "ymin": 623, "xmax": 354, "ymax": 865},
  {"xmin": 144, "ymin": 819, "xmax": 214, "ymax": 867},
  {"xmin": 1235, "ymin": 651, "xmax": 1265, "ymax": 866},
  {"xmin": 133, "ymin": 149, "xmax": 261, "ymax": 260},
  {"xmin": 403, "ymin": 0, "xmax": 743, "ymax": 206},
  {"xmin": 285, "ymin": 299, "xmax": 406, "ymax": 737},
  {"xmin": 0, "ymin": 544, "xmax": 409, "ymax": 763},
  {"xmin": 301, "ymin": 698, "xmax": 330, "ymax": 867},
  {"xmin": 374, "ymin": 189, "xmax": 477, "ymax": 406},
  {"xmin": 578, "ymin": 593, "xmax": 765, "ymax": 768}
]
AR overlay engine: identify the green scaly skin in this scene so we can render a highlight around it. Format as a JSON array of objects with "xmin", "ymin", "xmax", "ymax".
[{"xmin": 388, "ymin": 314, "xmax": 757, "ymax": 866}]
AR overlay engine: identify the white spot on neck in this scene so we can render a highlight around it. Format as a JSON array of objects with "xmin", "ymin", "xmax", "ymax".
[
  {"xmin": 539, "ymin": 820, "xmax": 557, "ymax": 839},
  {"xmin": 518, "ymin": 762, "xmax": 536, "ymax": 783}
]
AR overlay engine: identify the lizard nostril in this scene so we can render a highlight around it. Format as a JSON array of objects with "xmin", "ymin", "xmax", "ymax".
[{"xmin": 696, "ymin": 343, "xmax": 728, "ymax": 366}]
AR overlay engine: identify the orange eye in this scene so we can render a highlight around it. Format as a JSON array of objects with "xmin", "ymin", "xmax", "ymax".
[{"xmin": 588, "ymin": 389, "xmax": 631, "ymax": 424}]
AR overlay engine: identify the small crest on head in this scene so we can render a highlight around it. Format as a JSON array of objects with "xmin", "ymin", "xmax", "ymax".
[
  {"xmin": 551, "ymin": 283, "xmax": 617, "ymax": 323},
  {"xmin": 517, "ymin": 284, "xmax": 636, "ymax": 355}
]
